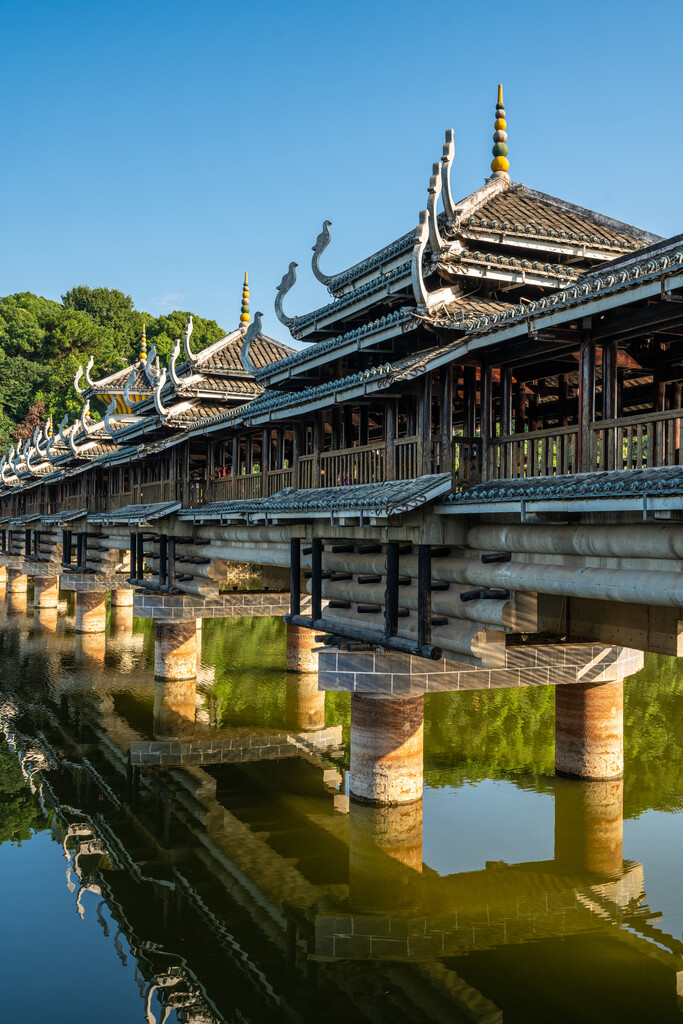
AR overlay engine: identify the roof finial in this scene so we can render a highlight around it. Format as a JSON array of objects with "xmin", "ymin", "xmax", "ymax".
[
  {"xmin": 490, "ymin": 83, "xmax": 510, "ymax": 181},
  {"xmin": 139, "ymin": 322, "xmax": 147, "ymax": 361},
  {"xmin": 240, "ymin": 271, "xmax": 250, "ymax": 326}
]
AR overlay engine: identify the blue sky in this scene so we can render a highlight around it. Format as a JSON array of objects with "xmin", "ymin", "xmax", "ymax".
[{"xmin": 1, "ymin": 0, "xmax": 680, "ymax": 342}]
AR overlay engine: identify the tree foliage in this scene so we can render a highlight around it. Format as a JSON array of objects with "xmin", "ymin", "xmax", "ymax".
[{"xmin": 0, "ymin": 286, "xmax": 226, "ymax": 450}]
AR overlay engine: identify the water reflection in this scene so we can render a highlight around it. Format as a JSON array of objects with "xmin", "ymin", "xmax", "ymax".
[{"xmin": 1, "ymin": 591, "xmax": 683, "ymax": 1022}]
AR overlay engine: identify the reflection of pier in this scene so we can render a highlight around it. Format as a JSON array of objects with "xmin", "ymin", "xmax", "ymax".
[{"xmin": 4, "ymin": 657, "xmax": 683, "ymax": 1024}]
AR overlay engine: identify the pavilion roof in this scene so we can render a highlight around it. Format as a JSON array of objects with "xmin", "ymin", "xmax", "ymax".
[{"xmin": 176, "ymin": 474, "xmax": 454, "ymax": 522}]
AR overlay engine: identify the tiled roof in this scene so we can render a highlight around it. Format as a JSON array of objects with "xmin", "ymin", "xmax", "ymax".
[
  {"xmin": 255, "ymin": 310, "xmax": 414, "ymax": 383},
  {"xmin": 88, "ymin": 501, "xmax": 181, "ymax": 524},
  {"xmin": 420, "ymin": 239, "xmax": 683, "ymax": 333},
  {"xmin": 177, "ymin": 474, "xmax": 453, "ymax": 520},
  {"xmin": 463, "ymin": 185, "xmax": 657, "ymax": 249},
  {"xmin": 445, "ymin": 466, "xmax": 683, "ymax": 505}
]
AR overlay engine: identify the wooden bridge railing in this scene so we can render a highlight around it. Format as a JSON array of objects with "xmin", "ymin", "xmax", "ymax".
[
  {"xmin": 488, "ymin": 425, "xmax": 579, "ymax": 480},
  {"xmin": 266, "ymin": 468, "xmax": 294, "ymax": 494},
  {"xmin": 591, "ymin": 409, "xmax": 683, "ymax": 472},
  {"xmin": 395, "ymin": 437, "xmax": 418, "ymax": 480},
  {"xmin": 320, "ymin": 442, "xmax": 385, "ymax": 487}
]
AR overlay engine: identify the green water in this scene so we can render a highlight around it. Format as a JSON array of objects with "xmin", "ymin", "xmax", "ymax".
[{"xmin": 1, "ymin": 593, "xmax": 683, "ymax": 1023}]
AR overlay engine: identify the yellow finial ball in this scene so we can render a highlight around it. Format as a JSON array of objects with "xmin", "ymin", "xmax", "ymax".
[
  {"xmin": 494, "ymin": 118, "xmax": 507, "ymax": 131},
  {"xmin": 491, "ymin": 156, "xmax": 510, "ymax": 173}
]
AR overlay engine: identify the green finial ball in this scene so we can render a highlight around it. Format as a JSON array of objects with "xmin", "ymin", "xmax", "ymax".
[{"xmin": 492, "ymin": 142, "xmax": 509, "ymax": 157}]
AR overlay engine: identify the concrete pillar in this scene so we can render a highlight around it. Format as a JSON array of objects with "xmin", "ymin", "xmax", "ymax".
[
  {"xmin": 195, "ymin": 617, "xmax": 202, "ymax": 631},
  {"xmin": 554, "ymin": 776, "xmax": 623, "ymax": 878},
  {"xmin": 349, "ymin": 693, "xmax": 424, "ymax": 805},
  {"xmin": 285, "ymin": 675, "xmax": 326, "ymax": 731},
  {"xmin": 154, "ymin": 678, "xmax": 196, "ymax": 737},
  {"xmin": 7, "ymin": 569, "xmax": 28, "ymax": 594},
  {"xmin": 34, "ymin": 608, "xmax": 58, "ymax": 632},
  {"xmin": 555, "ymin": 679, "xmax": 623, "ymax": 779},
  {"xmin": 78, "ymin": 632, "xmax": 106, "ymax": 664},
  {"xmin": 0, "ymin": 565, "xmax": 7, "ymax": 584},
  {"xmin": 7, "ymin": 590, "xmax": 27, "ymax": 614},
  {"xmin": 75, "ymin": 591, "xmax": 107, "ymax": 634},
  {"xmin": 110, "ymin": 588, "xmax": 134, "ymax": 634},
  {"xmin": 286, "ymin": 623, "xmax": 317, "ymax": 673},
  {"xmin": 110, "ymin": 604, "xmax": 133, "ymax": 634},
  {"xmin": 154, "ymin": 619, "xmax": 197, "ymax": 680},
  {"xmin": 349, "ymin": 799, "xmax": 423, "ymax": 910},
  {"xmin": 33, "ymin": 577, "xmax": 59, "ymax": 609}
]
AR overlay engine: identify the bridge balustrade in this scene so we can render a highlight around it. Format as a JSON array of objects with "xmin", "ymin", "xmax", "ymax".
[
  {"xmin": 488, "ymin": 425, "xmax": 578, "ymax": 480},
  {"xmin": 320, "ymin": 442, "xmax": 385, "ymax": 487},
  {"xmin": 266, "ymin": 468, "xmax": 294, "ymax": 494},
  {"xmin": 297, "ymin": 454, "xmax": 314, "ymax": 489},
  {"xmin": 591, "ymin": 408, "xmax": 683, "ymax": 472},
  {"xmin": 395, "ymin": 437, "xmax": 418, "ymax": 479}
]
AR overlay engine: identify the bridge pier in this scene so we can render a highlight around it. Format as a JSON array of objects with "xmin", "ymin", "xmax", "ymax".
[
  {"xmin": 285, "ymin": 675, "xmax": 326, "ymax": 732},
  {"xmin": 34, "ymin": 608, "xmax": 58, "ymax": 632},
  {"xmin": 349, "ymin": 799, "xmax": 423, "ymax": 908},
  {"xmin": 0, "ymin": 565, "xmax": 6, "ymax": 584},
  {"xmin": 153, "ymin": 678, "xmax": 196, "ymax": 737},
  {"xmin": 554, "ymin": 775, "xmax": 624, "ymax": 878},
  {"xmin": 33, "ymin": 577, "xmax": 59, "ymax": 609},
  {"xmin": 110, "ymin": 590, "xmax": 134, "ymax": 633},
  {"xmin": 285, "ymin": 623, "xmax": 318, "ymax": 673},
  {"xmin": 349, "ymin": 693, "xmax": 424, "ymax": 805},
  {"xmin": 154, "ymin": 620, "xmax": 197, "ymax": 680},
  {"xmin": 77, "ymin": 632, "xmax": 106, "ymax": 663},
  {"xmin": 75, "ymin": 591, "xmax": 107, "ymax": 634},
  {"xmin": 7, "ymin": 569, "xmax": 28, "ymax": 594},
  {"xmin": 555, "ymin": 679, "xmax": 624, "ymax": 779}
]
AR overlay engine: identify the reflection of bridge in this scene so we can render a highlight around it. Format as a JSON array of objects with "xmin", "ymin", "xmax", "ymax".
[{"xmin": 3, "ymin": 651, "xmax": 683, "ymax": 1024}]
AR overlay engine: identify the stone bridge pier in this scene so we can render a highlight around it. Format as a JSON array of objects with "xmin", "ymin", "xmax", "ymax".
[
  {"xmin": 33, "ymin": 576, "xmax": 59, "ymax": 609},
  {"xmin": 110, "ymin": 589, "xmax": 134, "ymax": 633},
  {"xmin": 7, "ymin": 568, "xmax": 28, "ymax": 594},
  {"xmin": 154, "ymin": 620, "xmax": 198, "ymax": 681},
  {"xmin": 319, "ymin": 643, "xmax": 641, "ymax": 806},
  {"xmin": 154, "ymin": 678, "xmax": 197, "ymax": 737}
]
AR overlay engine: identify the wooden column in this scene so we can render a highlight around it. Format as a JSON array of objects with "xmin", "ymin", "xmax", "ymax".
[
  {"xmin": 385, "ymin": 399, "xmax": 397, "ymax": 481},
  {"xmin": 578, "ymin": 333, "xmax": 596, "ymax": 472},
  {"xmin": 343, "ymin": 406, "xmax": 354, "ymax": 448},
  {"xmin": 332, "ymin": 407, "xmax": 342, "ymax": 451},
  {"xmin": 500, "ymin": 367, "xmax": 513, "ymax": 477},
  {"xmin": 558, "ymin": 374, "xmax": 569, "ymax": 427},
  {"xmin": 480, "ymin": 364, "xmax": 492, "ymax": 481},
  {"xmin": 261, "ymin": 428, "xmax": 269, "ymax": 495},
  {"xmin": 292, "ymin": 423, "xmax": 302, "ymax": 486},
  {"xmin": 418, "ymin": 373, "xmax": 433, "ymax": 476},
  {"xmin": 439, "ymin": 365, "xmax": 453, "ymax": 474},
  {"xmin": 312, "ymin": 413, "xmax": 322, "ymax": 488},
  {"xmin": 359, "ymin": 406, "xmax": 369, "ymax": 447},
  {"xmin": 602, "ymin": 339, "xmax": 618, "ymax": 470}
]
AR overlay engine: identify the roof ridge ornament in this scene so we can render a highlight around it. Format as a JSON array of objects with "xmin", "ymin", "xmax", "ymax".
[
  {"xmin": 427, "ymin": 162, "xmax": 445, "ymax": 254},
  {"xmin": 441, "ymin": 130, "xmax": 456, "ymax": 223},
  {"xmin": 84, "ymin": 354, "xmax": 95, "ymax": 387},
  {"xmin": 79, "ymin": 399, "xmax": 96, "ymax": 435},
  {"xmin": 58, "ymin": 414, "xmax": 70, "ymax": 447},
  {"xmin": 0, "ymin": 456, "xmax": 9, "ymax": 484},
  {"xmin": 311, "ymin": 221, "xmax": 333, "ymax": 287},
  {"xmin": 123, "ymin": 369, "xmax": 137, "ymax": 408},
  {"xmin": 153, "ymin": 367, "xmax": 169, "ymax": 421},
  {"xmin": 240, "ymin": 312, "xmax": 262, "ymax": 375},
  {"xmin": 139, "ymin": 323, "xmax": 147, "ymax": 362},
  {"xmin": 74, "ymin": 364, "xmax": 85, "ymax": 394},
  {"xmin": 240, "ymin": 272, "xmax": 250, "ymax": 326},
  {"xmin": 490, "ymin": 83, "xmax": 510, "ymax": 180},
  {"xmin": 183, "ymin": 315, "xmax": 197, "ymax": 365},
  {"xmin": 169, "ymin": 338, "xmax": 184, "ymax": 388},
  {"xmin": 144, "ymin": 343, "xmax": 159, "ymax": 384},
  {"xmin": 104, "ymin": 397, "xmax": 118, "ymax": 437},
  {"xmin": 411, "ymin": 211, "xmax": 431, "ymax": 309},
  {"xmin": 275, "ymin": 262, "xmax": 298, "ymax": 328}
]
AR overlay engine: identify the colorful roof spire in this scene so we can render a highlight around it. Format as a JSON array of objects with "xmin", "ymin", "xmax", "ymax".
[
  {"xmin": 240, "ymin": 271, "xmax": 250, "ymax": 325},
  {"xmin": 139, "ymin": 323, "xmax": 147, "ymax": 361},
  {"xmin": 490, "ymin": 83, "xmax": 510, "ymax": 180}
]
